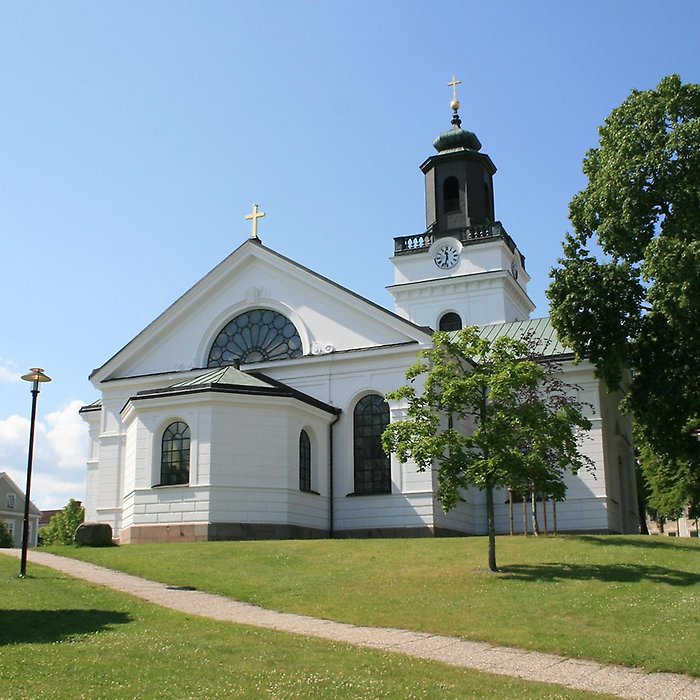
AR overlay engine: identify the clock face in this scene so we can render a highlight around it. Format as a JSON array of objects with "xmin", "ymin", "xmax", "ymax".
[{"xmin": 434, "ymin": 244, "xmax": 459, "ymax": 269}]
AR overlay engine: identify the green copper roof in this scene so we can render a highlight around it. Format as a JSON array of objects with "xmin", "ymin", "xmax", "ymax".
[
  {"xmin": 131, "ymin": 364, "xmax": 339, "ymax": 415},
  {"xmin": 433, "ymin": 125, "xmax": 482, "ymax": 153},
  {"xmin": 478, "ymin": 317, "xmax": 573, "ymax": 358},
  {"xmin": 170, "ymin": 365, "xmax": 274, "ymax": 389}
]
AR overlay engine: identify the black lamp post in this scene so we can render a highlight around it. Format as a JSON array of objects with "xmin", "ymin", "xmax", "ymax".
[{"xmin": 19, "ymin": 367, "xmax": 51, "ymax": 578}]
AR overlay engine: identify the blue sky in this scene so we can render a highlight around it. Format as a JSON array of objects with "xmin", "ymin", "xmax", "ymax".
[{"xmin": 1, "ymin": 1, "xmax": 699, "ymax": 509}]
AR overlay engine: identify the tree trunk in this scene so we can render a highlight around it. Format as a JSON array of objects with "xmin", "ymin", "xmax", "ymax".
[
  {"xmin": 522, "ymin": 496, "xmax": 528, "ymax": 536},
  {"xmin": 553, "ymin": 499, "xmax": 558, "ymax": 535},
  {"xmin": 542, "ymin": 495, "xmax": 548, "ymax": 535},
  {"xmin": 508, "ymin": 489, "xmax": 514, "ymax": 536},
  {"xmin": 530, "ymin": 489, "xmax": 540, "ymax": 536},
  {"xmin": 486, "ymin": 482, "xmax": 498, "ymax": 572},
  {"xmin": 481, "ymin": 390, "xmax": 498, "ymax": 572}
]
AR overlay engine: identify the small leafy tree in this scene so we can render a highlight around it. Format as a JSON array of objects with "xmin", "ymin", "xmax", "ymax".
[
  {"xmin": 39, "ymin": 499, "xmax": 85, "ymax": 546},
  {"xmin": 382, "ymin": 327, "xmax": 592, "ymax": 572},
  {"xmin": 0, "ymin": 520, "xmax": 13, "ymax": 548}
]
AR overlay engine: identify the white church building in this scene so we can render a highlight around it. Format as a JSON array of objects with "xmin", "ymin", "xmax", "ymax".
[{"xmin": 81, "ymin": 99, "xmax": 639, "ymax": 544}]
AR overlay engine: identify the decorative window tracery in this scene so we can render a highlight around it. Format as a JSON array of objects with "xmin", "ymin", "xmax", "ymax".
[
  {"xmin": 207, "ymin": 308, "xmax": 303, "ymax": 367},
  {"xmin": 160, "ymin": 421, "xmax": 190, "ymax": 486},
  {"xmin": 353, "ymin": 394, "xmax": 391, "ymax": 495}
]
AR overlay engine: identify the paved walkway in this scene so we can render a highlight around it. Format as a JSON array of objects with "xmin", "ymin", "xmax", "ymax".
[{"xmin": 4, "ymin": 549, "xmax": 699, "ymax": 700}]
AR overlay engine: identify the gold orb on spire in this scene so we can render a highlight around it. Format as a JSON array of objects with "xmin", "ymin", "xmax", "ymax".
[{"xmin": 447, "ymin": 75, "xmax": 462, "ymax": 112}]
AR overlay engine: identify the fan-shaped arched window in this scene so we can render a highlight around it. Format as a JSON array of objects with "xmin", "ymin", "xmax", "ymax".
[
  {"xmin": 160, "ymin": 421, "xmax": 190, "ymax": 486},
  {"xmin": 439, "ymin": 312, "xmax": 462, "ymax": 332},
  {"xmin": 207, "ymin": 308, "xmax": 303, "ymax": 367},
  {"xmin": 443, "ymin": 176, "xmax": 460, "ymax": 213},
  {"xmin": 299, "ymin": 430, "xmax": 311, "ymax": 492},
  {"xmin": 353, "ymin": 394, "xmax": 390, "ymax": 495}
]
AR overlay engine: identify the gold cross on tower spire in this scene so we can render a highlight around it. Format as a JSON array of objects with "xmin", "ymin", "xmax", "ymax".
[
  {"xmin": 245, "ymin": 203, "xmax": 266, "ymax": 240},
  {"xmin": 448, "ymin": 75, "xmax": 462, "ymax": 112}
]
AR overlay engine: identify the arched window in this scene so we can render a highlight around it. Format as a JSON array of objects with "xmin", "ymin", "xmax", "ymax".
[
  {"xmin": 484, "ymin": 181, "xmax": 493, "ymax": 221},
  {"xmin": 353, "ymin": 394, "xmax": 390, "ymax": 495},
  {"xmin": 299, "ymin": 430, "xmax": 311, "ymax": 492},
  {"xmin": 443, "ymin": 176, "xmax": 460, "ymax": 213},
  {"xmin": 439, "ymin": 312, "xmax": 462, "ymax": 332},
  {"xmin": 160, "ymin": 421, "xmax": 191, "ymax": 486},
  {"xmin": 207, "ymin": 308, "xmax": 303, "ymax": 367}
]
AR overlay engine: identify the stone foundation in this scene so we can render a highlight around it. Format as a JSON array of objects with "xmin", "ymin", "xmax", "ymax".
[
  {"xmin": 120, "ymin": 522, "xmax": 329, "ymax": 544},
  {"xmin": 118, "ymin": 522, "xmax": 458, "ymax": 544},
  {"xmin": 333, "ymin": 525, "xmax": 436, "ymax": 538},
  {"xmin": 118, "ymin": 521, "xmax": 611, "ymax": 544}
]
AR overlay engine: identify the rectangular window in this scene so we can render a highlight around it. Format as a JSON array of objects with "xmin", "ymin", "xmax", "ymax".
[
  {"xmin": 6, "ymin": 493, "xmax": 16, "ymax": 509},
  {"xmin": 5, "ymin": 520, "xmax": 15, "ymax": 537}
]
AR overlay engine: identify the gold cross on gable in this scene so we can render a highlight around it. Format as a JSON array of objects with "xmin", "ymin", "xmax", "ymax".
[
  {"xmin": 245, "ymin": 203, "xmax": 266, "ymax": 239},
  {"xmin": 448, "ymin": 75, "xmax": 462, "ymax": 101}
]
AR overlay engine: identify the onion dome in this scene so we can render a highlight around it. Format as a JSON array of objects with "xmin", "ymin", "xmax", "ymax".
[{"xmin": 432, "ymin": 80, "xmax": 482, "ymax": 152}]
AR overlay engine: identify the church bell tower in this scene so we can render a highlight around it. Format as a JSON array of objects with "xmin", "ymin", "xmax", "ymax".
[{"xmin": 388, "ymin": 78, "xmax": 534, "ymax": 331}]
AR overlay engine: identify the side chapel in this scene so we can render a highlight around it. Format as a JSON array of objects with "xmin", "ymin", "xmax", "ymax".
[{"xmin": 81, "ymin": 85, "xmax": 639, "ymax": 543}]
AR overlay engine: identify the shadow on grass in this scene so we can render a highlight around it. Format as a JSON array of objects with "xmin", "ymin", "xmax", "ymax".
[
  {"xmin": 575, "ymin": 534, "xmax": 699, "ymax": 550},
  {"xmin": 0, "ymin": 609, "xmax": 131, "ymax": 645},
  {"xmin": 499, "ymin": 563, "xmax": 700, "ymax": 586}
]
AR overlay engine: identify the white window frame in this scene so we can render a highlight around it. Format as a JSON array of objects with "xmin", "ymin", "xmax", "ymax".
[{"xmin": 6, "ymin": 493, "xmax": 16, "ymax": 509}]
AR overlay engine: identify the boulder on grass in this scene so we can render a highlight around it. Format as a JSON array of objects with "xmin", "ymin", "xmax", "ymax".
[{"xmin": 75, "ymin": 522, "xmax": 113, "ymax": 547}]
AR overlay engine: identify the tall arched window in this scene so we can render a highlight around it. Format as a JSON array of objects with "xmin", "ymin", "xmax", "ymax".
[
  {"xmin": 484, "ymin": 181, "xmax": 493, "ymax": 221},
  {"xmin": 439, "ymin": 312, "xmax": 462, "ymax": 332},
  {"xmin": 207, "ymin": 308, "xmax": 303, "ymax": 367},
  {"xmin": 160, "ymin": 421, "xmax": 191, "ymax": 486},
  {"xmin": 299, "ymin": 429, "xmax": 311, "ymax": 492},
  {"xmin": 353, "ymin": 394, "xmax": 390, "ymax": 495},
  {"xmin": 443, "ymin": 176, "xmax": 460, "ymax": 213}
]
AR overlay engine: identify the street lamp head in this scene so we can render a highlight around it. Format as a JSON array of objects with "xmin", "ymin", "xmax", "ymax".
[{"xmin": 21, "ymin": 368, "xmax": 52, "ymax": 384}]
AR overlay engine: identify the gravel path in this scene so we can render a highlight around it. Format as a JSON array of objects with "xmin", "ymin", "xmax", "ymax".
[{"xmin": 5, "ymin": 549, "xmax": 699, "ymax": 699}]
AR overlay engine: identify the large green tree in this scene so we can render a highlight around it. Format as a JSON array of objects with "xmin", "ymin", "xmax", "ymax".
[
  {"xmin": 548, "ymin": 75, "xmax": 700, "ymax": 518},
  {"xmin": 382, "ymin": 327, "xmax": 592, "ymax": 572}
]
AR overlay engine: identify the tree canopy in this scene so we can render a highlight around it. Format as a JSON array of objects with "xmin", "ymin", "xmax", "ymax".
[
  {"xmin": 382, "ymin": 327, "xmax": 592, "ymax": 571},
  {"xmin": 548, "ymin": 75, "xmax": 700, "ymax": 518}
]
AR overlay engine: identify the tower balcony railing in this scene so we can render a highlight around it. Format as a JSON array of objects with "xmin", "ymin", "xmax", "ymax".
[{"xmin": 393, "ymin": 221, "xmax": 525, "ymax": 269}]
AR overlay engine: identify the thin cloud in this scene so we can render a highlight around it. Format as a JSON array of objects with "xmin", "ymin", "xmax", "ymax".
[
  {"xmin": 0, "ymin": 401, "xmax": 88, "ymax": 510},
  {"xmin": 0, "ymin": 360, "xmax": 21, "ymax": 384}
]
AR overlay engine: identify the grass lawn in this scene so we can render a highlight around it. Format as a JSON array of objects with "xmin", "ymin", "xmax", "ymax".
[
  {"xmin": 41, "ymin": 535, "xmax": 700, "ymax": 677},
  {"xmin": 0, "ymin": 556, "xmax": 617, "ymax": 700}
]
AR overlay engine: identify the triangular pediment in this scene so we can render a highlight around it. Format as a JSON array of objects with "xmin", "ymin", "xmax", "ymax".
[
  {"xmin": 0, "ymin": 472, "xmax": 42, "ymax": 516},
  {"xmin": 91, "ymin": 241, "xmax": 432, "ymax": 384}
]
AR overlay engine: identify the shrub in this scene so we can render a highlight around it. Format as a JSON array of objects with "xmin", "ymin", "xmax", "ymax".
[
  {"xmin": 39, "ymin": 499, "xmax": 85, "ymax": 546},
  {"xmin": 0, "ymin": 520, "xmax": 13, "ymax": 548}
]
